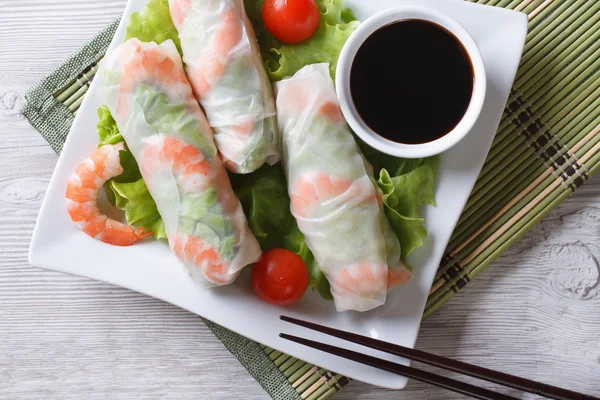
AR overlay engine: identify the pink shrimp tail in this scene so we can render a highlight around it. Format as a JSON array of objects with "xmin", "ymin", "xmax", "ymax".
[
  {"xmin": 96, "ymin": 223, "xmax": 153, "ymax": 247},
  {"xmin": 66, "ymin": 143, "xmax": 152, "ymax": 247},
  {"xmin": 388, "ymin": 267, "xmax": 412, "ymax": 289},
  {"xmin": 331, "ymin": 263, "xmax": 388, "ymax": 300}
]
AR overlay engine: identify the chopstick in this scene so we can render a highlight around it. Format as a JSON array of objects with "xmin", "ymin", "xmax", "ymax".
[
  {"xmin": 280, "ymin": 316, "xmax": 600, "ymax": 400},
  {"xmin": 280, "ymin": 333, "xmax": 517, "ymax": 400}
]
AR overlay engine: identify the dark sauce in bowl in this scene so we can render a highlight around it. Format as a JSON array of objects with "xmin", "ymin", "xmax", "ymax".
[{"xmin": 350, "ymin": 20, "xmax": 474, "ymax": 145}]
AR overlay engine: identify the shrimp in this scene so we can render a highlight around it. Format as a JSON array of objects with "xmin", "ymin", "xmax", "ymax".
[
  {"xmin": 388, "ymin": 267, "xmax": 413, "ymax": 288},
  {"xmin": 171, "ymin": 233, "xmax": 232, "ymax": 285},
  {"xmin": 140, "ymin": 135, "xmax": 238, "ymax": 214},
  {"xmin": 173, "ymin": 4, "xmax": 241, "ymax": 100},
  {"xmin": 331, "ymin": 263, "xmax": 388, "ymax": 300},
  {"xmin": 169, "ymin": 1, "xmax": 254, "ymax": 135},
  {"xmin": 289, "ymin": 172, "xmax": 377, "ymax": 219},
  {"xmin": 116, "ymin": 40, "xmax": 192, "ymax": 120},
  {"xmin": 141, "ymin": 135, "xmax": 214, "ymax": 194},
  {"xmin": 318, "ymin": 102, "xmax": 345, "ymax": 124},
  {"xmin": 230, "ymin": 115, "xmax": 256, "ymax": 138},
  {"xmin": 139, "ymin": 135, "xmax": 238, "ymax": 283},
  {"xmin": 278, "ymin": 78, "xmax": 344, "ymax": 124},
  {"xmin": 66, "ymin": 143, "xmax": 152, "ymax": 246},
  {"xmin": 330, "ymin": 263, "xmax": 412, "ymax": 311}
]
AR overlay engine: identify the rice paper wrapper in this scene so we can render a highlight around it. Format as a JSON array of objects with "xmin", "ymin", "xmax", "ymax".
[
  {"xmin": 169, "ymin": 0, "xmax": 279, "ymax": 174},
  {"xmin": 99, "ymin": 38, "xmax": 261, "ymax": 287},
  {"xmin": 275, "ymin": 63, "xmax": 411, "ymax": 312}
]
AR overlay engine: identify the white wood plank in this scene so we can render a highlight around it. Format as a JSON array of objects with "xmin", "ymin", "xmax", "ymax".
[{"xmin": 1, "ymin": 0, "xmax": 599, "ymax": 399}]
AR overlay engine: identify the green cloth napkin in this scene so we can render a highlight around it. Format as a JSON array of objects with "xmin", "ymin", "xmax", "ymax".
[{"xmin": 22, "ymin": 17, "xmax": 302, "ymax": 400}]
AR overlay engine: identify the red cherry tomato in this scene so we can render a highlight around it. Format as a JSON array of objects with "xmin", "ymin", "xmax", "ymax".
[
  {"xmin": 262, "ymin": 0, "xmax": 321, "ymax": 44},
  {"xmin": 251, "ymin": 249, "xmax": 309, "ymax": 306}
]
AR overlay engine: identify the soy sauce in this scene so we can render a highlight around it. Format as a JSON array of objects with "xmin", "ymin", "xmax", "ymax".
[{"xmin": 350, "ymin": 20, "xmax": 474, "ymax": 144}]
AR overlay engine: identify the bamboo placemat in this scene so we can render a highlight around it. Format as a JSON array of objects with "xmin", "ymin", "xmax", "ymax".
[{"xmin": 22, "ymin": 0, "xmax": 600, "ymax": 398}]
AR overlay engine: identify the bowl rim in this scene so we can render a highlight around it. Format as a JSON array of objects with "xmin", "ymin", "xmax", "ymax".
[{"xmin": 336, "ymin": 5, "xmax": 487, "ymax": 158}]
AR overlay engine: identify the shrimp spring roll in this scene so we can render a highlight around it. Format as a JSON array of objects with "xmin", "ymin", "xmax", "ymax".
[
  {"xmin": 99, "ymin": 38, "xmax": 261, "ymax": 287},
  {"xmin": 275, "ymin": 63, "xmax": 412, "ymax": 312},
  {"xmin": 169, "ymin": 0, "xmax": 279, "ymax": 174}
]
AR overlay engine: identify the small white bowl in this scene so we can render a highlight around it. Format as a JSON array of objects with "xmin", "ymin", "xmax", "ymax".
[{"xmin": 336, "ymin": 6, "xmax": 487, "ymax": 159}]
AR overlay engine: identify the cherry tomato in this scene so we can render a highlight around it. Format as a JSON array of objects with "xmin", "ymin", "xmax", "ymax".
[
  {"xmin": 262, "ymin": 0, "xmax": 321, "ymax": 44},
  {"xmin": 251, "ymin": 249, "xmax": 309, "ymax": 306}
]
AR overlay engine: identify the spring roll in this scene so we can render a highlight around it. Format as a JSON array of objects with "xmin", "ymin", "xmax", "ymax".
[
  {"xmin": 169, "ymin": 0, "xmax": 279, "ymax": 174},
  {"xmin": 99, "ymin": 38, "xmax": 261, "ymax": 287},
  {"xmin": 275, "ymin": 63, "xmax": 412, "ymax": 312}
]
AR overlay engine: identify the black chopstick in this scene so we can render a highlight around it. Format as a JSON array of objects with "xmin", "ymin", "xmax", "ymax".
[
  {"xmin": 280, "ymin": 333, "xmax": 517, "ymax": 400},
  {"xmin": 280, "ymin": 315, "xmax": 600, "ymax": 400}
]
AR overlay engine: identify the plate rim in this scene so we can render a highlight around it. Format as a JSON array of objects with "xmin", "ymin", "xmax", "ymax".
[{"xmin": 28, "ymin": 0, "xmax": 528, "ymax": 390}]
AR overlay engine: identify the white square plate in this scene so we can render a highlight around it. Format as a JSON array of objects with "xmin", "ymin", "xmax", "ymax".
[{"xmin": 29, "ymin": 0, "xmax": 527, "ymax": 389}]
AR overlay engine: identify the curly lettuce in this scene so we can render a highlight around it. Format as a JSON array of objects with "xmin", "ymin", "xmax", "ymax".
[
  {"xmin": 97, "ymin": 105, "xmax": 122, "ymax": 146},
  {"xmin": 357, "ymin": 138, "xmax": 439, "ymax": 258},
  {"xmin": 110, "ymin": 179, "xmax": 167, "ymax": 240},
  {"xmin": 378, "ymin": 157, "xmax": 439, "ymax": 260},
  {"xmin": 125, "ymin": 0, "xmax": 182, "ymax": 55}
]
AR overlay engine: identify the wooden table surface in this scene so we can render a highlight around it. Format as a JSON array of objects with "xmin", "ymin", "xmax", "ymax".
[{"xmin": 1, "ymin": 1, "xmax": 599, "ymax": 399}]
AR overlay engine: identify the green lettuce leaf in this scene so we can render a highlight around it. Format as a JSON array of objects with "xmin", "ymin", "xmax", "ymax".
[
  {"xmin": 134, "ymin": 84, "xmax": 216, "ymax": 157},
  {"xmin": 357, "ymin": 137, "xmax": 430, "ymax": 177},
  {"xmin": 110, "ymin": 179, "xmax": 167, "ymax": 240},
  {"xmin": 244, "ymin": 0, "xmax": 359, "ymax": 80},
  {"xmin": 377, "ymin": 157, "xmax": 439, "ymax": 260},
  {"xmin": 125, "ymin": 0, "xmax": 182, "ymax": 55},
  {"xmin": 96, "ymin": 106, "xmax": 162, "ymax": 238},
  {"xmin": 358, "ymin": 138, "xmax": 439, "ymax": 260},
  {"xmin": 232, "ymin": 164, "xmax": 332, "ymax": 299},
  {"xmin": 97, "ymin": 105, "xmax": 122, "ymax": 146},
  {"xmin": 97, "ymin": 106, "xmax": 142, "ymax": 184},
  {"xmin": 340, "ymin": 8, "xmax": 356, "ymax": 24}
]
